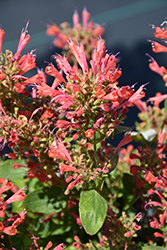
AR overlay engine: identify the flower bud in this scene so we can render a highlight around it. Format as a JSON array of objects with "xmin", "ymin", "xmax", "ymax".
[{"xmin": 85, "ymin": 129, "xmax": 95, "ymax": 138}]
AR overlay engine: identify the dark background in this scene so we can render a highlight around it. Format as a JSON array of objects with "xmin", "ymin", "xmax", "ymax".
[{"xmin": 0, "ymin": 0, "xmax": 167, "ymax": 129}]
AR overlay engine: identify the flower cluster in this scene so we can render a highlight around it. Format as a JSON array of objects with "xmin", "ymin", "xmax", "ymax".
[
  {"xmin": 0, "ymin": 23, "xmax": 62, "ymax": 183},
  {"xmin": 148, "ymin": 21, "xmax": 167, "ymax": 85},
  {"xmin": 144, "ymin": 181, "xmax": 167, "ymax": 241},
  {"xmin": 2, "ymin": 10, "xmax": 167, "ymax": 250},
  {"xmin": 102, "ymin": 209, "xmax": 142, "ymax": 250},
  {"xmin": 43, "ymin": 38, "xmax": 145, "ymax": 194},
  {"xmin": 0, "ymin": 176, "xmax": 26, "ymax": 237},
  {"xmin": 0, "ymin": 21, "xmax": 36, "ymax": 113},
  {"xmin": 46, "ymin": 8, "xmax": 104, "ymax": 61},
  {"xmin": 0, "ymin": 18, "xmax": 148, "ymax": 249},
  {"xmin": 30, "ymin": 236, "xmax": 66, "ymax": 250}
]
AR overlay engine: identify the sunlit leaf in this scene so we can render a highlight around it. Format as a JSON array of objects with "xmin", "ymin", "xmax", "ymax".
[{"xmin": 79, "ymin": 189, "xmax": 108, "ymax": 235}]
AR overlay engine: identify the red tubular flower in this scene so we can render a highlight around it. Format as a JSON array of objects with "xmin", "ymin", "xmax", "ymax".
[
  {"xmin": 51, "ymin": 77, "xmax": 62, "ymax": 89},
  {"xmin": 3, "ymin": 225, "xmax": 17, "ymax": 236},
  {"xmin": 86, "ymin": 142, "xmax": 93, "ymax": 151},
  {"xmin": 5, "ymin": 187, "xmax": 26, "ymax": 204},
  {"xmin": 124, "ymin": 231, "xmax": 132, "ymax": 237},
  {"xmin": 92, "ymin": 25, "xmax": 104, "ymax": 36},
  {"xmin": 0, "ymin": 177, "xmax": 13, "ymax": 195},
  {"xmin": 157, "ymin": 129, "xmax": 166, "ymax": 148},
  {"xmin": 33, "ymin": 149, "xmax": 40, "ymax": 157},
  {"xmin": 90, "ymin": 40, "xmax": 106, "ymax": 76},
  {"xmin": 116, "ymin": 133, "xmax": 133, "ymax": 150},
  {"xmin": 9, "ymin": 130, "xmax": 19, "ymax": 144},
  {"xmin": 153, "ymin": 25, "xmax": 167, "ymax": 40},
  {"xmin": 53, "ymin": 243, "xmax": 66, "ymax": 250},
  {"xmin": 159, "ymin": 208, "xmax": 167, "ymax": 226},
  {"xmin": 48, "ymin": 140, "xmax": 72, "ymax": 162},
  {"xmin": 154, "ymin": 232, "xmax": 166, "ymax": 239},
  {"xmin": 13, "ymin": 83, "xmax": 25, "ymax": 93},
  {"xmin": 149, "ymin": 40, "xmax": 167, "ymax": 53},
  {"xmin": 57, "ymin": 100, "xmax": 79, "ymax": 111},
  {"xmin": 148, "ymin": 92, "xmax": 167, "ymax": 107},
  {"xmin": 37, "ymin": 84, "xmax": 61, "ymax": 97},
  {"xmin": 0, "ymin": 72, "xmax": 5, "ymax": 81},
  {"xmin": 53, "ymin": 34, "xmax": 67, "ymax": 48},
  {"xmin": 45, "ymin": 63, "xmax": 66, "ymax": 83},
  {"xmin": 13, "ymin": 163, "xmax": 25, "ymax": 169},
  {"xmin": 146, "ymin": 53, "xmax": 164, "ymax": 77},
  {"xmin": 56, "ymin": 120, "xmax": 80, "ymax": 130},
  {"xmin": 99, "ymin": 103, "xmax": 110, "ymax": 112},
  {"xmin": 133, "ymin": 100, "xmax": 147, "ymax": 112},
  {"xmin": 0, "ymin": 178, "xmax": 26, "ymax": 236},
  {"xmin": 5, "ymin": 152, "xmax": 17, "ymax": 160},
  {"xmin": 117, "ymin": 84, "xmax": 146, "ymax": 109},
  {"xmin": 40, "ymin": 213, "xmax": 55, "ymax": 224},
  {"xmin": 111, "ymin": 69, "xmax": 122, "ymax": 82},
  {"xmin": 66, "ymin": 176, "xmax": 73, "ymax": 183},
  {"xmin": 102, "ymin": 86, "xmax": 134, "ymax": 108},
  {"xmin": 82, "ymin": 7, "xmax": 91, "ymax": 28},
  {"xmin": 65, "ymin": 111, "xmax": 76, "ymax": 119},
  {"xmin": 94, "ymin": 86, "xmax": 106, "ymax": 98},
  {"xmin": 0, "ymin": 222, "xmax": 4, "ymax": 231},
  {"xmin": 85, "ymin": 129, "xmax": 95, "ymax": 138},
  {"xmin": 46, "ymin": 23, "xmax": 60, "ymax": 36},
  {"xmin": 21, "ymin": 69, "xmax": 46, "ymax": 86},
  {"xmin": 40, "ymin": 109, "xmax": 54, "ymax": 121},
  {"xmin": 68, "ymin": 210, "xmax": 81, "ymax": 226},
  {"xmin": 0, "ymin": 100, "xmax": 6, "ymax": 115},
  {"xmin": 0, "ymin": 28, "xmax": 5, "ymax": 53},
  {"xmin": 73, "ymin": 9, "xmax": 80, "ymax": 27},
  {"xmin": 67, "ymin": 39, "xmax": 88, "ymax": 73},
  {"xmin": 56, "ymin": 54, "xmax": 74, "ymax": 75},
  {"xmin": 14, "ymin": 21, "xmax": 31, "ymax": 60},
  {"xmin": 144, "ymin": 171, "xmax": 161, "ymax": 185},
  {"xmin": 52, "ymin": 93, "xmax": 79, "ymax": 112},
  {"xmin": 12, "ymin": 209, "xmax": 26, "ymax": 227},
  {"xmin": 93, "ymin": 117, "xmax": 104, "ymax": 128},
  {"xmin": 102, "ymin": 166, "xmax": 109, "ymax": 173},
  {"xmin": 66, "ymin": 176, "xmax": 83, "ymax": 191},
  {"xmin": 45, "ymin": 241, "xmax": 53, "ymax": 250},
  {"xmin": 17, "ymin": 52, "xmax": 36, "ymax": 75},
  {"xmin": 59, "ymin": 163, "xmax": 81, "ymax": 174},
  {"xmin": 71, "ymin": 83, "xmax": 82, "ymax": 93}
]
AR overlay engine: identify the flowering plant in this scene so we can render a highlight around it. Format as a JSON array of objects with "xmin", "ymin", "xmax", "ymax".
[{"xmin": 0, "ymin": 8, "xmax": 167, "ymax": 250}]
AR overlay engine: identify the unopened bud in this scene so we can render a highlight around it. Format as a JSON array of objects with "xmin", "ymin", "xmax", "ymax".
[{"xmin": 33, "ymin": 136, "xmax": 39, "ymax": 142}]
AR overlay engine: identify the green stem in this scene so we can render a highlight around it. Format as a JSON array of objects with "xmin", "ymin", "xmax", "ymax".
[
  {"xmin": 99, "ymin": 179, "xmax": 104, "ymax": 192},
  {"xmin": 93, "ymin": 132, "xmax": 98, "ymax": 168},
  {"xmin": 109, "ymin": 241, "xmax": 113, "ymax": 250},
  {"xmin": 125, "ymin": 195, "xmax": 140, "ymax": 210}
]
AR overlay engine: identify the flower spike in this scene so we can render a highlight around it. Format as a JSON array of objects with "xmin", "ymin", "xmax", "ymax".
[{"xmin": 0, "ymin": 28, "xmax": 5, "ymax": 53}]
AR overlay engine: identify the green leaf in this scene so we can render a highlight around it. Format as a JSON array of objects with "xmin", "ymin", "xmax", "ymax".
[
  {"xmin": 79, "ymin": 189, "xmax": 108, "ymax": 235},
  {"xmin": 51, "ymin": 224, "xmax": 71, "ymax": 236},
  {"xmin": 164, "ymin": 98, "xmax": 167, "ymax": 111},
  {"xmin": 142, "ymin": 246, "xmax": 167, "ymax": 250},
  {"xmin": 162, "ymin": 225, "xmax": 167, "ymax": 231},
  {"xmin": 122, "ymin": 173, "xmax": 136, "ymax": 194},
  {"xmin": 38, "ymin": 221, "xmax": 50, "ymax": 238},
  {"xmin": 23, "ymin": 186, "xmax": 66, "ymax": 214},
  {"xmin": 114, "ymin": 126, "xmax": 132, "ymax": 135},
  {"xmin": 63, "ymin": 137, "xmax": 73, "ymax": 143},
  {"xmin": 0, "ymin": 159, "xmax": 27, "ymax": 181},
  {"xmin": 0, "ymin": 159, "xmax": 27, "ymax": 189},
  {"xmin": 130, "ymin": 129, "xmax": 156, "ymax": 142}
]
